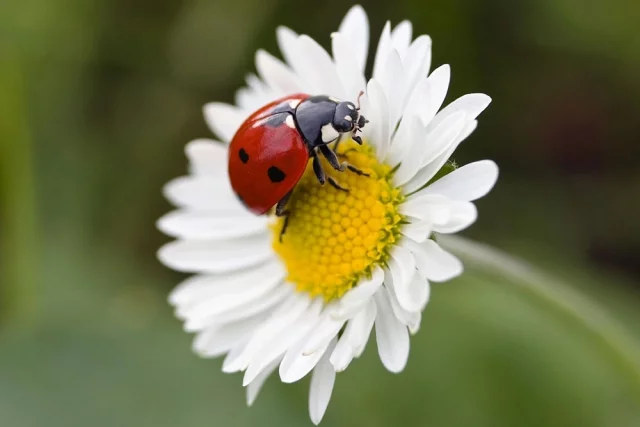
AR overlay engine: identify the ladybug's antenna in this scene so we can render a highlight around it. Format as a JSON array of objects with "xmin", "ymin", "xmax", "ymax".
[
  {"xmin": 356, "ymin": 90, "xmax": 364, "ymax": 111},
  {"xmin": 352, "ymin": 90, "xmax": 367, "ymax": 145}
]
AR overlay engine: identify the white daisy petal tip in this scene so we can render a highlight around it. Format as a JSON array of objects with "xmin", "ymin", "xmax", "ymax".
[
  {"xmin": 202, "ymin": 102, "xmax": 246, "ymax": 144},
  {"xmin": 308, "ymin": 339, "xmax": 337, "ymax": 425},
  {"xmin": 415, "ymin": 239, "xmax": 464, "ymax": 282},
  {"xmin": 374, "ymin": 290, "xmax": 410, "ymax": 373},
  {"xmin": 279, "ymin": 346, "xmax": 327, "ymax": 384},
  {"xmin": 426, "ymin": 159, "xmax": 500, "ymax": 202}
]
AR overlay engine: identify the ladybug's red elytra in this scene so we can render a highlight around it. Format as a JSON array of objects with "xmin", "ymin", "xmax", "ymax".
[{"xmin": 228, "ymin": 93, "xmax": 369, "ymax": 239}]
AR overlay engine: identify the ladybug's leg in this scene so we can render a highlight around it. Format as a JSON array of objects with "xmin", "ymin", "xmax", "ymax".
[
  {"xmin": 314, "ymin": 149, "xmax": 349, "ymax": 192},
  {"xmin": 333, "ymin": 137, "xmax": 343, "ymax": 156},
  {"xmin": 312, "ymin": 152, "xmax": 326, "ymax": 185},
  {"xmin": 319, "ymin": 145, "xmax": 370, "ymax": 177},
  {"xmin": 328, "ymin": 176, "xmax": 349, "ymax": 192},
  {"xmin": 320, "ymin": 144, "xmax": 345, "ymax": 171},
  {"xmin": 275, "ymin": 191, "xmax": 292, "ymax": 242}
]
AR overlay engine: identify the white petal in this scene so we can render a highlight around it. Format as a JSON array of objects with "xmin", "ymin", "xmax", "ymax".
[
  {"xmin": 337, "ymin": 5, "xmax": 369, "ymax": 72},
  {"xmin": 374, "ymin": 289, "xmax": 410, "ymax": 373},
  {"xmin": 378, "ymin": 49, "xmax": 405, "ymax": 138},
  {"xmin": 403, "ymin": 78, "xmax": 429, "ymax": 125},
  {"xmin": 308, "ymin": 339, "xmax": 337, "ymax": 425},
  {"xmin": 246, "ymin": 356, "xmax": 281, "ymax": 406},
  {"xmin": 456, "ymin": 119, "xmax": 478, "ymax": 144},
  {"xmin": 224, "ymin": 293, "xmax": 311, "ymax": 373},
  {"xmin": 243, "ymin": 299, "xmax": 322, "ymax": 385},
  {"xmin": 358, "ymin": 90, "xmax": 376, "ymax": 143},
  {"xmin": 328, "ymin": 337, "xmax": 352, "ymax": 373},
  {"xmin": 404, "ymin": 271, "xmax": 431, "ymax": 312},
  {"xmin": 405, "ymin": 120, "xmax": 480, "ymax": 193},
  {"xmin": 400, "ymin": 219, "xmax": 432, "ymax": 243},
  {"xmin": 162, "ymin": 175, "xmax": 244, "ymax": 213},
  {"xmin": 393, "ymin": 117, "xmax": 426, "ymax": 185},
  {"xmin": 432, "ymin": 201, "xmax": 477, "ymax": 234},
  {"xmin": 203, "ymin": 102, "xmax": 246, "ymax": 143},
  {"xmin": 292, "ymin": 35, "xmax": 345, "ymax": 98},
  {"xmin": 352, "ymin": 302, "xmax": 377, "ymax": 357},
  {"xmin": 384, "ymin": 281, "xmax": 422, "ymax": 330},
  {"xmin": 222, "ymin": 344, "xmax": 246, "ymax": 373},
  {"xmin": 255, "ymin": 49, "xmax": 305, "ymax": 95},
  {"xmin": 157, "ymin": 234, "xmax": 272, "ymax": 274},
  {"xmin": 395, "ymin": 265, "xmax": 430, "ymax": 312},
  {"xmin": 401, "ymin": 114, "xmax": 468, "ymax": 195},
  {"xmin": 157, "ymin": 210, "xmax": 268, "ymax": 240},
  {"xmin": 420, "ymin": 111, "xmax": 467, "ymax": 168},
  {"xmin": 279, "ymin": 338, "xmax": 331, "ymax": 384},
  {"xmin": 403, "ymin": 35, "xmax": 432, "ymax": 93},
  {"xmin": 400, "ymin": 193, "xmax": 450, "ymax": 223},
  {"xmin": 174, "ymin": 262, "xmax": 285, "ymax": 321},
  {"xmin": 276, "ymin": 26, "xmax": 299, "ymax": 70},
  {"xmin": 372, "ymin": 21, "xmax": 391, "ymax": 81},
  {"xmin": 408, "ymin": 311, "xmax": 422, "ymax": 335},
  {"xmin": 427, "ymin": 93, "xmax": 491, "ymax": 134},
  {"xmin": 169, "ymin": 259, "xmax": 284, "ymax": 306},
  {"xmin": 279, "ymin": 311, "xmax": 339, "ymax": 383},
  {"xmin": 235, "ymin": 87, "xmax": 264, "ymax": 113},
  {"xmin": 330, "ymin": 299, "xmax": 376, "ymax": 371},
  {"xmin": 246, "ymin": 73, "xmax": 269, "ymax": 94},
  {"xmin": 411, "ymin": 239, "xmax": 463, "ymax": 282},
  {"xmin": 331, "ymin": 266, "xmax": 384, "ymax": 319},
  {"xmin": 184, "ymin": 284, "xmax": 291, "ymax": 332},
  {"xmin": 193, "ymin": 313, "xmax": 268, "ymax": 358},
  {"xmin": 422, "ymin": 65, "xmax": 451, "ymax": 125},
  {"xmin": 301, "ymin": 310, "xmax": 344, "ymax": 356},
  {"xmin": 387, "ymin": 245, "xmax": 417, "ymax": 311},
  {"xmin": 419, "ymin": 160, "xmax": 499, "ymax": 202},
  {"xmin": 389, "ymin": 244, "xmax": 429, "ymax": 312},
  {"xmin": 396, "ymin": 39, "xmax": 432, "ymax": 126},
  {"xmin": 390, "ymin": 20, "xmax": 412, "ymax": 60},
  {"xmin": 332, "ymin": 32, "xmax": 367, "ymax": 99},
  {"xmin": 366, "ymin": 79, "xmax": 390, "ymax": 157},
  {"xmin": 240, "ymin": 74, "xmax": 277, "ymax": 112},
  {"xmin": 185, "ymin": 139, "xmax": 227, "ymax": 177},
  {"xmin": 388, "ymin": 112, "xmax": 413, "ymax": 166}
]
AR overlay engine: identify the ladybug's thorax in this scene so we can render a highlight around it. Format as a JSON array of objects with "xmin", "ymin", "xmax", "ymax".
[{"xmin": 294, "ymin": 95, "xmax": 342, "ymax": 149}]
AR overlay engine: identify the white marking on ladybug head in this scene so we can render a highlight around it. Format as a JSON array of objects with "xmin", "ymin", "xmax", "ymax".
[
  {"xmin": 321, "ymin": 123, "xmax": 340, "ymax": 142},
  {"xmin": 285, "ymin": 115, "xmax": 296, "ymax": 129},
  {"xmin": 289, "ymin": 99, "xmax": 301, "ymax": 109},
  {"xmin": 344, "ymin": 115, "xmax": 352, "ymax": 121},
  {"xmin": 347, "ymin": 104, "xmax": 355, "ymax": 110}
]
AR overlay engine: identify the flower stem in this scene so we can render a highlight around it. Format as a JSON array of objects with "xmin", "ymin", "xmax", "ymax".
[{"xmin": 439, "ymin": 234, "xmax": 640, "ymax": 397}]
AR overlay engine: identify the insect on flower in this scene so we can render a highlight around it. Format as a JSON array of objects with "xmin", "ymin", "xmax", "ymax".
[{"xmin": 228, "ymin": 92, "xmax": 369, "ymax": 239}]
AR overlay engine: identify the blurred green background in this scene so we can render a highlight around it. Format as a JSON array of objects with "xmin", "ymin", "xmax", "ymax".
[{"xmin": 2, "ymin": 0, "xmax": 640, "ymax": 426}]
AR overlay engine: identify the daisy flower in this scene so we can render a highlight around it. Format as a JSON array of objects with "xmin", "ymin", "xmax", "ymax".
[{"xmin": 157, "ymin": 5, "xmax": 498, "ymax": 424}]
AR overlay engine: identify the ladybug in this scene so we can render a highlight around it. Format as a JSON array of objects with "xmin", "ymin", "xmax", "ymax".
[{"xmin": 228, "ymin": 92, "xmax": 369, "ymax": 238}]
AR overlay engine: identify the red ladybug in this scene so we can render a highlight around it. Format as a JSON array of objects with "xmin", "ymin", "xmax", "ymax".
[{"xmin": 228, "ymin": 93, "xmax": 368, "ymax": 237}]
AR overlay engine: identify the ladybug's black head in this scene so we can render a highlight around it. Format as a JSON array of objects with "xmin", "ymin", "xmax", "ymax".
[
  {"xmin": 332, "ymin": 92, "xmax": 368, "ymax": 145},
  {"xmin": 332, "ymin": 101, "xmax": 359, "ymax": 133}
]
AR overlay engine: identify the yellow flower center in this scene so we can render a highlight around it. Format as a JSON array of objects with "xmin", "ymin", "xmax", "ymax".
[{"xmin": 271, "ymin": 140, "xmax": 404, "ymax": 302}]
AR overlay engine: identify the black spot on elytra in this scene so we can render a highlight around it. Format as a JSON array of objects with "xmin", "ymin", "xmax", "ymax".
[
  {"xmin": 267, "ymin": 166, "xmax": 286, "ymax": 183},
  {"xmin": 238, "ymin": 148, "xmax": 249, "ymax": 163}
]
